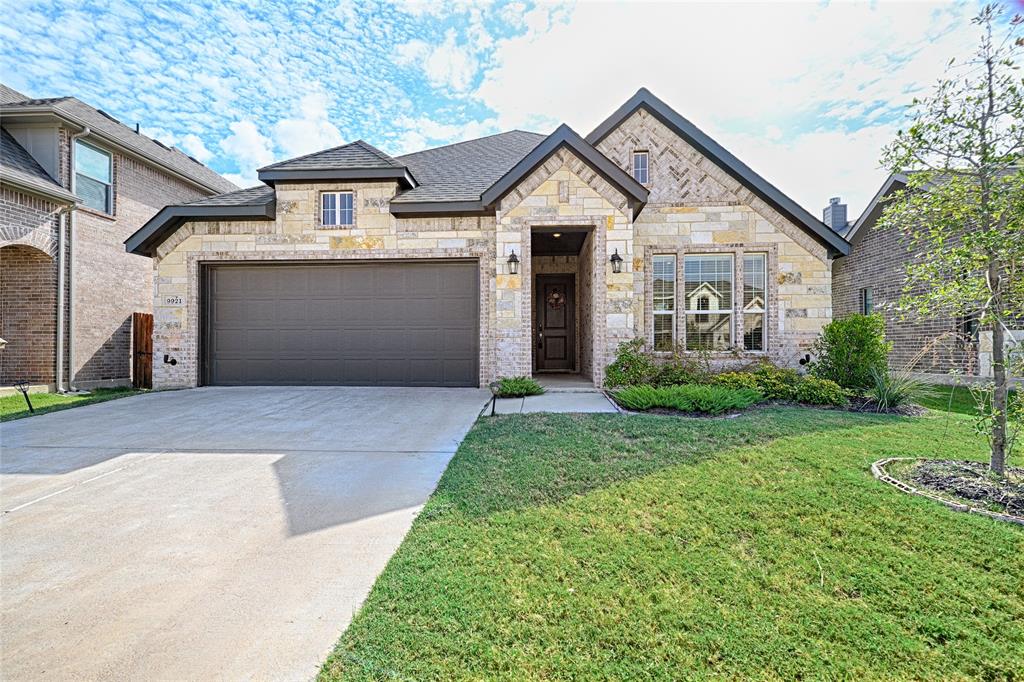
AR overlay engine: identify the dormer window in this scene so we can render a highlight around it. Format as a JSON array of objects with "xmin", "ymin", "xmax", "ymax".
[
  {"xmin": 321, "ymin": 191, "xmax": 354, "ymax": 226},
  {"xmin": 632, "ymin": 151, "xmax": 649, "ymax": 185}
]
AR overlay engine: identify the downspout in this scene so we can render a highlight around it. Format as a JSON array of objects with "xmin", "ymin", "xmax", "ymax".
[
  {"xmin": 67, "ymin": 126, "xmax": 91, "ymax": 391},
  {"xmin": 55, "ymin": 207, "xmax": 69, "ymax": 392}
]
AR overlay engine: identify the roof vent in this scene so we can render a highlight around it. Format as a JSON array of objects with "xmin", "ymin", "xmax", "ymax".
[
  {"xmin": 822, "ymin": 196, "xmax": 847, "ymax": 232},
  {"xmin": 97, "ymin": 109, "xmax": 120, "ymax": 124}
]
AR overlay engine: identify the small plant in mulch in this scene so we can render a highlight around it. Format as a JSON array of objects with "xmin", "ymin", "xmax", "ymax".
[
  {"xmin": 495, "ymin": 376, "xmax": 544, "ymax": 398},
  {"xmin": 907, "ymin": 460, "xmax": 1023, "ymax": 517}
]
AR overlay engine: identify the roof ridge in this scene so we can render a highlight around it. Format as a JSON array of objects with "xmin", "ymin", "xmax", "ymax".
[
  {"xmin": 351, "ymin": 139, "xmax": 401, "ymax": 166},
  {"xmin": 396, "ymin": 129, "xmax": 544, "ymax": 160},
  {"xmin": 260, "ymin": 139, "xmax": 401, "ymax": 171}
]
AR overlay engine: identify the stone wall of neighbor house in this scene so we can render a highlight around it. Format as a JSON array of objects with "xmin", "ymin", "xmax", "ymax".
[
  {"xmin": 72, "ymin": 148, "xmax": 207, "ymax": 387},
  {"xmin": 150, "ymin": 180, "xmax": 498, "ymax": 389},
  {"xmin": 0, "ymin": 244, "xmax": 57, "ymax": 384},
  {"xmin": 595, "ymin": 108, "xmax": 833, "ymax": 368},
  {"xmin": 495, "ymin": 148, "xmax": 632, "ymax": 387}
]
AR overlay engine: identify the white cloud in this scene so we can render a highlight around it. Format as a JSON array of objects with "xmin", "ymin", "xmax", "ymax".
[
  {"xmin": 219, "ymin": 120, "xmax": 275, "ymax": 186},
  {"xmin": 179, "ymin": 134, "xmax": 213, "ymax": 163},
  {"xmin": 474, "ymin": 1, "xmax": 980, "ymax": 217},
  {"xmin": 271, "ymin": 91, "xmax": 344, "ymax": 158},
  {"xmin": 395, "ymin": 29, "xmax": 478, "ymax": 92}
]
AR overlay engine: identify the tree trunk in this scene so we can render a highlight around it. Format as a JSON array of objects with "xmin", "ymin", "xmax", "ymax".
[{"xmin": 990, "ymin": 320, "xmax": 1007, "ymax": 476}]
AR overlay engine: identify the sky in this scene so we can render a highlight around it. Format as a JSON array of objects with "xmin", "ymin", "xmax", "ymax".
[{"xmin": 1, "ymin": 0, "xmax": 1014, "ymax": 218}]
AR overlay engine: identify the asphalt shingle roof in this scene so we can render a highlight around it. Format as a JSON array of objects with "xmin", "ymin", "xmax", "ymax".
[
  {"xmin": 259, "ymin": 139, "xmax": 402, "ymax": 171},
  {"xmin": 183, "ymin": 184, "xmax": 275, "ymax": 207},
  {"xmin": 0, "ymin": 91, "xmax": 236, "ymax": 194},
  {"xmin": 0, "ymin": 127, "xmax": 77, "ymax": 202},
  {"xmin": 393, "ymin": 130, "xmax": 546, "ymax": 203}
]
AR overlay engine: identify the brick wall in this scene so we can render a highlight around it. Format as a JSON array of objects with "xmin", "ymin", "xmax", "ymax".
[
  {"xmin": 0, "ymin": 244, "xmax": 57, "ymax": 384},
  {"xmin": 833, "ymin": 223, "xmax": 975, "ymax": 375}
]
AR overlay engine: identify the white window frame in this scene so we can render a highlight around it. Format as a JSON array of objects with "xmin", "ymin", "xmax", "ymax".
[
  {"xmin": 320, "ymin": 191, "xmax": 354, "ymax": 227},
  {"xmin": 74, "ymin": 140, "xmax": 113, "ymax": 214},
  {"xmin": 682, "ymin": 253, "xmax": 735, "ymax": 351},
  {"xmin": 742, "ymin": 253, "xmax": 767, "ymax": 352},
  {"xmin": 651, "ymin": 254, "xmax": 676, "ymax": 351},
  {"xmin": 632, "ymin": 150, "xmax": 649, "ymax": 185}
]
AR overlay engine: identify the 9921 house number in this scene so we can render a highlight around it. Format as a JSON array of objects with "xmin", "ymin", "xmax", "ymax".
[{"xmin": 162, "ymin": 295, "xmax": 184, "ymax": 306}]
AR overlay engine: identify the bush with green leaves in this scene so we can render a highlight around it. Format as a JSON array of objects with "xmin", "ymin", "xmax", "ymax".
[
  {"xmin": 712, "ymin": 363, "xmax": 847, "ymax": 407},
  {"xmin": 653, "ymin": 352, "xmax": 710, "ymax": 387},
  {"xmin": 808, "ymin": 314, "xmax": 891, "ymax": 391},
  {"xmin": 866, "ymin": 368, "xmax": 931, "ymax": 411},
  {"xmin": 604, "ymin": 339, "xmax": 659, "ymax": 387},
  {"xmin": 496, "ymin": 376, "xmax": 544, "ymax": 398},
  {"xmin": 612, "ymin": 384, "xmax": 764, "ymax": 414}
]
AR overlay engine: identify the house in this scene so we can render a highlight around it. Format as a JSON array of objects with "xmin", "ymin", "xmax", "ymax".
[
  {"xmin": 0, "ymin": 84, "xmax": 236, "ymax": 391},
  {"xmin": 126, "ymin": 87, "xmax": 849, "ymax": 389},
  {"xmin": 829, "ymin": 179, "xmax": 1019, "ymax": 381}
]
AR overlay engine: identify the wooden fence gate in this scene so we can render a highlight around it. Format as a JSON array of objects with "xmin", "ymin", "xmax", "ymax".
[{"xmin": 132, "ymin": 312, "xmax": 153, "ymax": 389}]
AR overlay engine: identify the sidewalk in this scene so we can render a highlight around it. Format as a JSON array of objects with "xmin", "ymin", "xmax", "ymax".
[{"xmin": 491, "ymin": 390, "xmax": 618, "ymax": 414}]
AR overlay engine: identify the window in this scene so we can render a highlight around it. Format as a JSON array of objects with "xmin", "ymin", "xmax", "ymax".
[
  {"xmin": 743, "ymin": 254, "xmax": 766, "ymax": 351},
  {"xmin": 321, "ymin": 191, "xmax": 354, "ymax": 226},
  {"xmin": 684, "ymin": 254, "xmax": 733, "ymax": 351},
  {"xmin": 860, "ymin": 287, "xmax": 874, "ymax": 315},
  {"xmin": 956, "ymin": 313, "xmax": 980, "ymax": 349},
  {"xmin": 632, "ymin": 151, "xmax": 649, "ymax": 185},
  {"xmin": 652, "ymin": 255, "xmax": 676, "ymax": 351},
  {"xmin": 75, "ymin": 140, "xmax": 112, "ymax": 213}
]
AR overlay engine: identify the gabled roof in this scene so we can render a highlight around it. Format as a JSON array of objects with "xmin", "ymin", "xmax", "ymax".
[
  {"xmin": 0, "ymin": 127, "xmax": 78, "ymax": 203},
  {"xmin": 0, "ymin": 90, "xmax": 236, "ymax": 194},
  {"xmin": 393, "ymin": 130, "xmax": 546, "ymax": 205},
  {"xmin": 125, "ymin": 185, "xmax": 275, "ymax": 257},
  {"xmin": 257, "ymin": 140, "xmax": 416, "ymax": 187},
  {"xmin": 390, "ymin": 125, "xmax": 648, "ymax": 216},
  {"xmin": 587, "ymin": 87, "xmax": 850, "ymax": 257},
  {"xmin": 842, "ymin": 173, "xmax": 908, "ymax": 247}
]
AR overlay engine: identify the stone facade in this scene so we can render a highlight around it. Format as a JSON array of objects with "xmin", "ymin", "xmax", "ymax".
[
  {"xmin": 833, "ymin": 219, "xmax": 977, "ymax": 376},
  {"xmin": 596, "ymin": 109, "xmax": 832, "ymax": 367},
  {"xmin": 148, "ymin": 108, "xmax": 838, "ymax": 390}
]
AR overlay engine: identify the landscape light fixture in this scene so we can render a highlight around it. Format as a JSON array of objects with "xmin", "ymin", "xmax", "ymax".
[
  {"xmin": 14, "ymin": 381, "xmax": 33, "ymax": 413},
  {"xmin": 507, "ymin": 250, "xmax": 520, "ymax": 275},
  {"xmin": 610, "ymin": 249, "xmax": 623, "ymax": 274}
]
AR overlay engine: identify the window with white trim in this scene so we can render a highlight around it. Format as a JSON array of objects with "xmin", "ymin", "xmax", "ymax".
[
  {"xmin": 321, "ymin": 191, "xmax": 354, "ymax": 226},
  {"xmin": 632, "ymin": 151, "xmax": 649, "ymax": 185},
  {"xmin": 75, "ymin": 140, "xmax": 112, "ymax": 213},
  {"xmin": 743, "ymin": 253, "xmax": 766, "ymax": 351},
  {"xmin": 652, "ymin": 254, "xmax": 676, "ymax": 351},
  {"xmin": 683, "ymin": 254, "xmax": 734, "ymax": 351}
]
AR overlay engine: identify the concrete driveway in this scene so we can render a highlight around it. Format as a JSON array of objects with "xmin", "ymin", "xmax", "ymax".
[{"xmin": 0, "ymin": 386, "xmax": 489, "ymax": 681}]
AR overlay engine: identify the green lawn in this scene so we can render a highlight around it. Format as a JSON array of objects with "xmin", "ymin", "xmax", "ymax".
[
  {"xmin": 321, "ymin": 407, "xmax": 1023, "ymax": 681},
  {"xmin": 918, "ymin": 383, "xmax": 1019, "ymax": 416},
  {"xmin": 0, "ymin": 387, "xmax": 143, "ymax": 422}
]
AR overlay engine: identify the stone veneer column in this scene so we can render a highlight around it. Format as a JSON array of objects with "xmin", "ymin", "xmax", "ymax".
[{"xmin": 493, "ymin": 212, "xmax": 530, "ymax": 379}]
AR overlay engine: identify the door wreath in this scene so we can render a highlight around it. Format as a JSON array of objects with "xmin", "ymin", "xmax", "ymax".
[{"xmin": 546, "ymin": 289, "xmax": 566, "ymax": 309}]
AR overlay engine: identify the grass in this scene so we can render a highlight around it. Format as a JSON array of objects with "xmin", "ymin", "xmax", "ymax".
[
  {"xmin": 321, "ymin": 407, "xmax": 1023, "ymax": 681},
  {"xmin": 0, "ymin": 387, "xmax": 143, "ymax": 422},
  {"xmin": 918, "ymin": 383, "xmax": 1019, "ymax": 416}
]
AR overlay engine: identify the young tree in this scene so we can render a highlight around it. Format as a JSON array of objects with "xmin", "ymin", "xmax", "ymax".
[{"xmin": 880, "ymin": 5, "xmax": 1023, "ymax": 475}]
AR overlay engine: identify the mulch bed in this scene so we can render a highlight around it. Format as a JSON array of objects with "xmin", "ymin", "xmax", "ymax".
[{"xmin": 908, "ymin": 459, "xmax": 1024, "ymax": 516}]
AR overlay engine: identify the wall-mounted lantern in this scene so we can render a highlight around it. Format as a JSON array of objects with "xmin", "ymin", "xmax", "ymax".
[
  {"xmin": 610, "ymin": 249, "xmax": 623, "ymax": 274},
  {"xmin": 507, "ymin": 250, "xmax": 520, "ymax": 275}
]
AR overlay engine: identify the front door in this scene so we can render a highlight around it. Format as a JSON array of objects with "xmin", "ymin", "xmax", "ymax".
[{"xmin": 535, "ymin": 275, "xmax": 575, "ymax": 371}]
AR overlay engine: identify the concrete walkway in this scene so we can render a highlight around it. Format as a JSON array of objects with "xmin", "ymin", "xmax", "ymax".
[
  {"xmin": 0, "ymin": 386, "xmax": 489, "ymax": 681},
  {"xmin": 493, "ymin": 390, "xmax": 618, "ymax": 414}
]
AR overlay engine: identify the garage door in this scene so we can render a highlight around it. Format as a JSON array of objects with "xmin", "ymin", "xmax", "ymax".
[{"xmin": 204, "ymin": 261, "xmax": 478, "ymax": 386}]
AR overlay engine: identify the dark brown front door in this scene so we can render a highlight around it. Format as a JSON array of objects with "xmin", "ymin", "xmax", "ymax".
[{"xmin": 535, "ymin": 275, "xmax": 574, "ymax": 371}]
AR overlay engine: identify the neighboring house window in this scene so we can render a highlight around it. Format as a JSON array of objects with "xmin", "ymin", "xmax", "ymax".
[
  {"xmin": 743, "ymin": 253, "xmax": 766, "ymax": 351},
  {"xmin": 632, "ymin": 151, "xmax": 649, "ymax": 185},
  {"xmin": 957, "ymin": 313, "xmax": 980, "ymax": 349},
  {"xmin": 652, "ymin": 254, "xmax": 676, "ymax": 351},
  {"xmin": 321, "ymin": 191, "xmax": 354, "ymax": 226},
  {"xmin": 860, "ymin": 287, "xmax": 874, "ymax": 315},
  {"xmin": 683, "ymin": 254, "xmax": 733, "ymax": 351},
  {"xmin": 75, "ymin": 140, "xmax": 112, "ymax": 213}
]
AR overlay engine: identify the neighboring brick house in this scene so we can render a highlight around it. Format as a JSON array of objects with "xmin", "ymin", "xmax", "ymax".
[
  {"xmin": 127, "ymin": 88, "xmax": 850, "ymax": 390},
  {"xmin": 829, "ymin": 176, "xmax": 1012, "ymax": 381},
  {"xmin": 0, "ymin": 84, "xmax": 236, "ymax": 390}
]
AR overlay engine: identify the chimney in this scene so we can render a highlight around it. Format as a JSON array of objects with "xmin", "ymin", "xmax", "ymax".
[{"xmin": 822, "ymin": 196, "xmax": 847, "ymax": 232}]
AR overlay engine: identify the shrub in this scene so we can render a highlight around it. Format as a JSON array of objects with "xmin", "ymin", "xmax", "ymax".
[
  {"xmin": 793, "ymin": 376, "xmax": 849, "ymax": 406},
  {"xmin": 612, "ymin": 384, "xmax": 764, "ymax": 414},
  {"xmin": 809, "ymin": 314, "xmax": 891, "ymax": 391},
  {"xmin": 866, "ymin": 368, "xmax": 931, "ymax": 411},
  {"xmin": 496, "ymin": 376, "xmax": 544, "ymax": 398},
  {"xmin": 653, "ymin": 351, "xmax": 710, "ymax": 387},
  {"xmin": 604, "ymin": 339, "xmax": 658, "ymax": 387}
]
